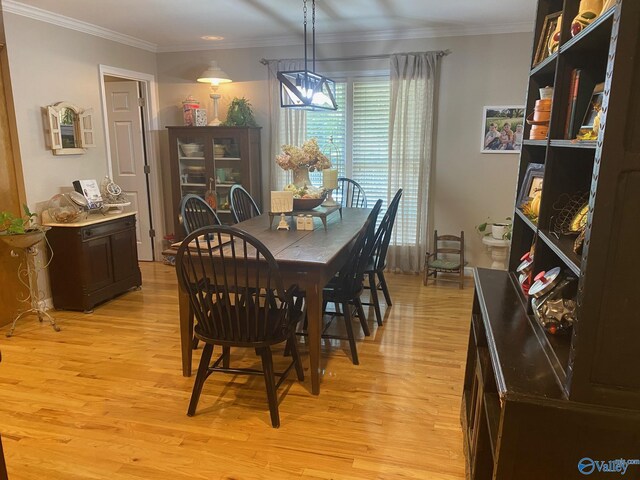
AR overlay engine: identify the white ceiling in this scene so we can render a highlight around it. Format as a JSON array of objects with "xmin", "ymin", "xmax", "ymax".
[{"xmin": 2, "ymin": 0, "xmax": 535, "ymax": 52}]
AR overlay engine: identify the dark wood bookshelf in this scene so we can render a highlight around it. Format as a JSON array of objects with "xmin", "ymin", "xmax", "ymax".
[{"xmin": 462, "ymin": 2, "xmax": 640, "ymax": 478}]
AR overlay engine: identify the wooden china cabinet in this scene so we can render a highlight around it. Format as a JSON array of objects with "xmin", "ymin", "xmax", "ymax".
[
  {"xmin": 462, "ymin": 1, "xmax": 640, "ymax": 478},
  {"xmin": 166, "ymin": 126, "xmax": 262, "ymax": 238}
]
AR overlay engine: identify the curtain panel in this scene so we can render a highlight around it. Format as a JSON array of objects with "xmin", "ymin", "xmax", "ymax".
[
  {"xmin": 266, "ymin": 60, "xmax": 307, "ymax": 191},
  {"xmin": 386, "ymin": 52, "xmax": 441, "ymax": 273}
]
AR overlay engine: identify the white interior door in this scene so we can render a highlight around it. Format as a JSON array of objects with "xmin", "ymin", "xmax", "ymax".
[{"xmin": 105, "ymin": 79, "xmax": 153, "ymax": 261}]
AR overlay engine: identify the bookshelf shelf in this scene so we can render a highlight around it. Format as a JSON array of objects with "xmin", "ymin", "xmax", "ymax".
[{"xmin": 549, "ymin": 139, "xmax": 597, "ymax": 149}]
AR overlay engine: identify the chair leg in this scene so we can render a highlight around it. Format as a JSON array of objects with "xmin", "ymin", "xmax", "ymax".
[
  {"xmin": 259, "ymin": 346, "xmax": 280, "ymax": 428},
  {"xmin": 368, "ymin": 272, "xmax": 383, "ymax": 326},
  {"xmin": 192, "ymin": 336, "xmax": 199, "ymax": 350},
  {"xmin": 187, "ymin": 343, "xmax": 214, "ymax": 417},
  {"xmin": 222, "ymin": 346, "xmax": 230, "ymax": 369},
  {"xmin": 378, "ymin": 271, "xmax": 392, "ymax": 306},
  {"xmin": 459, "ymin": 269, "xmax": 464, "ymax": 289},
  {"xmin": 353, "ymin": 297, "xmax": 371, "ymax": 336},
  {"xmin": 288, "ymin": 333, "xmax": 305, "ymax": 381},
  {"xmin": 342, "ymin": 302, "xmax": 359, "ymax": 365}
]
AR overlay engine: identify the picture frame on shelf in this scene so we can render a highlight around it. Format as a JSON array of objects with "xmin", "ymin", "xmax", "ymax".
[
  {"xmin": 481, "ymin": 106, "xmax": 525, "ymax": 153},
  {"xmin": 577, "ymin": 82, "xmax": 605, "ymax": 140},
  {"xmin": 533, "ymin": 12, "xmax": 562, "ymax": 67},
  {"xmin": 517, "ymin": 163, "xmax": 545, "ymax": 207}
]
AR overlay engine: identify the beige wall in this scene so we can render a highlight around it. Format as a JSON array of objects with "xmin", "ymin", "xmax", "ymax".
[
  {"xmin": 157, "ymin": 32, "xmax": 533, "ymax": 267},
  {"xmin": 2, "ymin": 13, "xmax": 157, "ymax": 211}
]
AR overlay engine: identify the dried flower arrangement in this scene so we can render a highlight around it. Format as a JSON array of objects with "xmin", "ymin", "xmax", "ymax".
[{"xmin": 275, "ymin": 138, "xmax": 331, "ymax": 172}]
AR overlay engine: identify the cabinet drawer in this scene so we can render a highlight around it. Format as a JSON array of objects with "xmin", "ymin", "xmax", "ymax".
[{"xmin": 81, "ymin": 217, "xmax": 135, "ymax": 241}]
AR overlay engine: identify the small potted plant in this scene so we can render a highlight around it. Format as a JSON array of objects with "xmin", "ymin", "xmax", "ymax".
[
  {"xmin": 476, "ymin": 217, "xmax": 513, "ymax": 240},
  {"xmin": 222, "ymin": 97, "xmax": 258, "ymax": 127}
]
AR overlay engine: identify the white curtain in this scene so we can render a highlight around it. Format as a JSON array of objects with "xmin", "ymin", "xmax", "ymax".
[
  {"xmin": 266, "ymin": 60, "xmax": 307, "ymax": 191},
  {"xmin": 386, "ymin": 52, "xmax": 441, "ymax": 273}
]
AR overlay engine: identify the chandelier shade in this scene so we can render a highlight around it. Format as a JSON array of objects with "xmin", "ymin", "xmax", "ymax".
[
  {"xmin": 278, "ymin": 70, "xmax": 337, "ymax": 110},
  {"xmin": 277, "ymin": 0, "xmax": 337, "ymax": 111}
]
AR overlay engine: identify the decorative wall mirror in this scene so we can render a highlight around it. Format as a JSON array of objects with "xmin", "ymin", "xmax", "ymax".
[{"xmin": 45, "ymin": 102, "xmax": 95, "ymax": 155}]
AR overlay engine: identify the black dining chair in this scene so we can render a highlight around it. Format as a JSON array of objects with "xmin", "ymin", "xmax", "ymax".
[
  {"xmin": 314, "ymin": 199, "xmax": 382, "ymax": 365},
  {"xmin": 335, "ymin": 177, "xmax": 367, "ymax": 208},
  {"xmin": 362, "ymin": 189, "xmax": 403, "ymax": 326},
  {"xmin": 180, "ymin": 194, "xmax": 221, "ymax": 236},
  {"xmin": 175, "ymin": 225, "xmax": 304, "ymax": 428},
  {"xmin": 229, "ymin": 185, "xmax": 261, "ymax": 223}
]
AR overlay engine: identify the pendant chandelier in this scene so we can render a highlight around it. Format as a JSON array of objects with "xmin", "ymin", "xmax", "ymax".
[{"xmin": 277, "ymin": 0, "xmax": 337, "ymax": 111}]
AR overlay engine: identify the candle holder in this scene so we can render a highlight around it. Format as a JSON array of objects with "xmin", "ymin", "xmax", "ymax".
[
  {"xmin": 322, "ymin": 168, "xmax": 338, "ymax": 207},
  {"xmin": 322, "ymin": 189, "xmax": 337, "ymax": 207}
]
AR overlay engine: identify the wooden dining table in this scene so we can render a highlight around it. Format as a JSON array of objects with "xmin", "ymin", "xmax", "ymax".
[{"xmin": 175, "ymin": 207, "xmax": 371, "ymax": 395}]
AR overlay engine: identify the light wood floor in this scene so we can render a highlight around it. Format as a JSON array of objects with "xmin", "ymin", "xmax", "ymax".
[{"xmin": 0, "ymin": 262, "xmax": 474, "ymax": 479}]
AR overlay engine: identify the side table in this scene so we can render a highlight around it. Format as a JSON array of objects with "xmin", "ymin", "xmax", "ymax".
[{"xmin": 481, "ymin": 236, "xmax": 511, "ymax": 270}]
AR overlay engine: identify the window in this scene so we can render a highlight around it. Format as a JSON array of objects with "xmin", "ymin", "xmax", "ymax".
[{"xmin": 306, "ymin": 78, "xmax": 391, "ymax": 210}]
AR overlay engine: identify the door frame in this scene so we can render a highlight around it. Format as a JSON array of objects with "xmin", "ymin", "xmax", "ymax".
[{"xmin": 98, "ymin": 65, "xmax": 164, "ymax": 261}]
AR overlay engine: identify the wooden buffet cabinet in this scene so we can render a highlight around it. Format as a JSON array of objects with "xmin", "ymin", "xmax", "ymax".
[
  {"xmin": 462, "ymin": 1, "xmax": 640, "ymax": 478},
  {"xmin": 166, "ymin": 126, "xmax": 262, "ymax": 238},
  {"xmin": 45, "ymin": 212, "xmax": 141, "ymax": 312}
]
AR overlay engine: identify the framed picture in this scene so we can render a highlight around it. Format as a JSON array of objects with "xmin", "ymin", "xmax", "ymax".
[
  {"xmin": 481, "ymin": 106, "xmax": 525, "ymax": 154},
  {"xmin": 581, "ymin": 82, "xmax": 605, "ymax": 129},
  {"xmin": 517, "ymin": 163, "xmax": 545, "ymax": 206},
  {"xmin": 533, "ymin": 12, "xmax": 562, "ymax": 66}
]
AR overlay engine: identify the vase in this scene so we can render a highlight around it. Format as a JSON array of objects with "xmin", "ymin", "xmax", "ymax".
[{"xmin": 291, "ymin": 167, "xmax": 312, "ymax": 188}]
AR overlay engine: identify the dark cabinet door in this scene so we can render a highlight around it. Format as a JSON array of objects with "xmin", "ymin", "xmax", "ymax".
[
  {"xmin": 82, "ymin": 235, "xmax": 113, "ymax": 292},
  {"xmin": 112, "ymin": 228, "xmax": 138, "ymax": 282}
]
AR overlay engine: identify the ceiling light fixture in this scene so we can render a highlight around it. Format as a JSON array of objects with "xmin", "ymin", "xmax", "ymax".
[
  {"xmin": 197, "ymin": 60, "xmax": 232, "ymax": 126},
  {"xmin": 277, "ymin": 0, "xmax": 337, "ymax": 111},
  {"xmin": 201, "ymin": 35, "xmax": 224, "ymax": 41}
]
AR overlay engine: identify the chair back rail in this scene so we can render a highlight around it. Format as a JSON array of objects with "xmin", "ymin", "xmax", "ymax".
[
  {"xmin": 176, "ymin": 226, "xmax": 297, "ymax": 346},
  {"xmin": 336, "ymin": 177, "xmax": 367, "ymax": 208},
  {"xmin": 371, "ymin": 189, "xmax": 403, "ymax": 270},
  {"xmin": 180, "ymin": 194, "xmax": 221, "ymax": 235},
  {"xmin": 334, "ymin": 199, "xmax": 382, "ymax": 297},
  {"xmin": 229, "ymin": 185, "xmax": 261, "ymax": 223}
]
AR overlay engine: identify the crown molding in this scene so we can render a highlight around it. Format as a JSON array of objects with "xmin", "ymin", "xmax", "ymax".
[
  {"xmin": 1, "ymin": 0, "xmax": 157, "ymax": 52},
  {"xmin": 157, "ymin": 21, "xmax": 534, "ymax": 53}
]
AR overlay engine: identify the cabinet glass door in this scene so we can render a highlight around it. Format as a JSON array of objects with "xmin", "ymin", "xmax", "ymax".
[
  {"xmin": 177, "ymin": 136, "xmax": 207, "ymax": 199},
  {"xmin": 212, "ymin": 137, "xmax": 242, "ymax": 213}
]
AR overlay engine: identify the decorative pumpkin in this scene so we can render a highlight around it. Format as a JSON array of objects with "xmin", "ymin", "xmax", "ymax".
[
  {"xmin": 600, "ymin": 0, "xmax": 616, "ymax": 14},
  {"xmin": 548, "ymin": 15, "xmax": 562, "ymax": 55},
  {"xmin": 530, "ymin": 190, "xmax": 542, "ymax": 217},
  {"xmin": 571, "ymin": 0, "xmax": 603, "ymax": 37}
]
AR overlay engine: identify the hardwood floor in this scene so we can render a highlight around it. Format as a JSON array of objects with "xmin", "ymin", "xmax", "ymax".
[{"xmin": 0, "ymin": 262, "xmax": 473, "ymax": 479}]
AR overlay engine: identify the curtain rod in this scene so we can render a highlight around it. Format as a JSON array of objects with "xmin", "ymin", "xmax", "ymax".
[{"xmin": 259, "ymin": 50, "xmax": 450, "ymax": 65}]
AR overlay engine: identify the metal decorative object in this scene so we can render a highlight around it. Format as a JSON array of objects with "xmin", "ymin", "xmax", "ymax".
[
  {"xmin": 277, "ymin": 0, "xmax": 337, "ymax": 110},
  {"xmin": 551, "ymin": 191, "xmax": 589, "ymax": 237},
  {"xmin": 0, "ymin": 229, "xmax": 60, "ymax": 337},
  {"xmin": 530, "ymin": 267, "xmax": 577, "ymax": 334}
]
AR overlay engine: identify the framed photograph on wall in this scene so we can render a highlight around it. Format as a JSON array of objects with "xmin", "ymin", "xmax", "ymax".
[
  {"xmin": 533, "ymin": 12, "xmax": 562, "ymax": 67},
  {"xmin": 517, "ymin": 163, "xmax": 545, "ymax": 207},
  {"xmin": 481, "ymin": 106, "xmax": 525, "ymax": 154}
]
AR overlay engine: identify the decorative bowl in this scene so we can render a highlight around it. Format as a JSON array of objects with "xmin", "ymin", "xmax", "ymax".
[
  {"xmin": 180, "ymin": 143, "xmax": 204, "ymax": 157},
  {"xmin": 293, "ymin": 197, "xmax": 325, "ymax": 210},
  {"xmin": 0, "ymin": 227, "xmax": 50, "ymax": 249}
]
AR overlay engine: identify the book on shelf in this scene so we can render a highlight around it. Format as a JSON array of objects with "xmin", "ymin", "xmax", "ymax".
[
  {"xmin": 564, "ymin": 69, "xmax": 598, "ymax": 140},
  {"xmin": 564, "ymin": 69, "xmax": 579, "ymax": 139}
]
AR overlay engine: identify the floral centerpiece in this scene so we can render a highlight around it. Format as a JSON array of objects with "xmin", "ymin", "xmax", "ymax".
[{"xmin": 276, "ymin": 138, "xmax": 331, "ymax": 193}]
